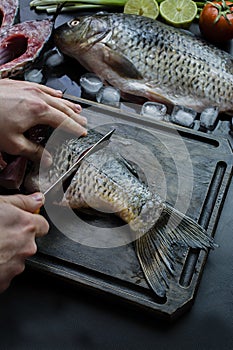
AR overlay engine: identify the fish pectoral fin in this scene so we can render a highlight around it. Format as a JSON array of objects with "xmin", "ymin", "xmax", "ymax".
[
  {"xmin": 144, "ymin": 84, "xmax": 173, "ymax": 105},
  {"xmin": 103, "ymin": 45, "xmax": 143, "ymax": 79},
  {"xmin": 136, "ymin": 204, "xmax": 216, "ymax": 298}
]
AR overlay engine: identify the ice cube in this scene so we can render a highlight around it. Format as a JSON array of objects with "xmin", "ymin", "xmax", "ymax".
[
  {"xmin": 192, "ymin": 120, "xmax": 201, "ymax": 131},
  {"xmin": 45, "ymin": 50, "xmax": 64, "ymax": 68},
  {"xmin": 96, "ymin": 86, "xmax": 120, "ymax": 107},
  {"xmin": 80, "ymin": 73, "xmax": 103, "ymax": 96},
  {"xmin": 60, "ymin": 75, "xmax": 81, "ymax": 96},
  {"xmin": 170, "ymin": 105, "xmax": 197, "ymax": 127},
  {"xmin": 141, "ymin": 101, "xmax": 167, "ymax": 120},
  {"xmin": 24, "ymin": 69, "xmax": 44, "ymax": 83},
  {"xmin": 200, "ymin": 107, "xmax": 219, "ymax": 130}
]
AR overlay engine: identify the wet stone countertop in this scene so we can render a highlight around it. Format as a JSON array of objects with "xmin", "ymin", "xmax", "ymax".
[{"xmin": 0, "ymin": 1, "xmax": 233, "ymax": 349}]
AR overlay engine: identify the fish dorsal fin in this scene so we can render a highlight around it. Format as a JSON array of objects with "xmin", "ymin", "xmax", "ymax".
[{"xmin": 103, "ymin": 45, "xmax": 143, "ymax": 79}]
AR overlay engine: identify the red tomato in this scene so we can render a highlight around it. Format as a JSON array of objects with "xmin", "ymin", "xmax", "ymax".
[{"xmin": 199, "ymin": 1, "xmax": 233, "ymax": 43}]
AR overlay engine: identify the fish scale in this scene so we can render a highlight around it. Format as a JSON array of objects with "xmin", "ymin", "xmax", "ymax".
[
  {"xmin": 54, "ymin": 13, "xmax": 233, "ymax": 113},
  {"xmin": 61, "ymin": 146, "xmax": 164, "ymax": 234}
]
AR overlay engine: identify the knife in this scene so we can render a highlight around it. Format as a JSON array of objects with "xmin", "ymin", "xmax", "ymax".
[{"xmin": 35, "ymin": 128, "xmax": 115, "ymax": 212}]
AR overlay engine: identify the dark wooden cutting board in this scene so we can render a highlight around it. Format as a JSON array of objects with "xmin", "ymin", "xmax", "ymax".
[{"xmin": 27, "ymin": 97, "xmax": 233, "ymax": 320}]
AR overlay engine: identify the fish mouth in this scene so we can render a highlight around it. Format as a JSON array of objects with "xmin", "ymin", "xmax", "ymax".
[{"xmin": 0, "ymin": 34, "xmax": 28, "ymax": 65}]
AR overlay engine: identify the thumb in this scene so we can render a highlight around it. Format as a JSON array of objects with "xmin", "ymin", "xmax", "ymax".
[
  {"xmin": 18, "ymin": 138, "xmax": 53, "ymax": 167},
  {"xmin": 0, "ymin": 193, "xmax": 45, "ymax": 213}
]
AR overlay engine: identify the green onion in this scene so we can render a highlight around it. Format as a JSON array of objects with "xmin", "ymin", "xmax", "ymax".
[
  {"xmin": 30, "ymin": 0, "xmax": 127, "ymax": 11},
  {"xmin": 46, "ymin": 5, "xmax": 104, "ymax": 13},
  {"xmin": 33, "ymin": 3, "xmax": 106, "ymax": 13}
]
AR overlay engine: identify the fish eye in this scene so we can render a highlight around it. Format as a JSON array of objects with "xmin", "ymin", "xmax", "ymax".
[{"xmin": 69, "ymin": 20, "xmax": 80, "ymax": 27}]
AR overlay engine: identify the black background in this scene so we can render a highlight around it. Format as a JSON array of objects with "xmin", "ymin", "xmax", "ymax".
[{"xmin": 0, "ymin": 1, "xmax": 233, "ymax": 349}]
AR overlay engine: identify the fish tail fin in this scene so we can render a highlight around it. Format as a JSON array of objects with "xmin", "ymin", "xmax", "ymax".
[{"xmin": 135, "ymin": 204, "xmax": 217, "ymax": 298}]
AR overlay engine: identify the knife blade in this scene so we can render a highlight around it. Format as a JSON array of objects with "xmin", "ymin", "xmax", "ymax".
[
  {"xmin": 44, "ymin": 128, "xmax": 115, "ymax": 196},
  {"xmin": 35, "ymin": 128, "xmax": 115, "ymax": 213}
]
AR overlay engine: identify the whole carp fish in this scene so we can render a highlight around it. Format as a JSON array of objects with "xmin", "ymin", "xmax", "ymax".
[
  {"xmin": 25, "ymin": 129, "xmax": 215, "ymax": 297},
  {"xmin": 54, "ymin": 13, "xmax": 233, "ymax": 114}
]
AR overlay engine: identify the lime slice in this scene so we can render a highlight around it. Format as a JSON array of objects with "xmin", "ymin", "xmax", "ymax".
[
  {"xmin": 124, "ymin": 0, "xmax": 159, "ymax": 20},
  {"xmin": 160, "ymin": 0, "xmax": 197, "ymax": 28}
]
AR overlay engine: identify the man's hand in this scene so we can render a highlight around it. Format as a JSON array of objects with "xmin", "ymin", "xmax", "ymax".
[
  {"xmin": 0, "ymin": 79, "xmax": 87, "ymax": 166},
  {"xmin": 0, "ymin": 193, "xmax": 49, "ymax": 293}
]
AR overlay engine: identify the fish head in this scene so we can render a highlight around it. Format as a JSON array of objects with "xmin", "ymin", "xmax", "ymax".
[{"xmin": 54, "ymin": 14, "xmax": 111, "ymax": 55}]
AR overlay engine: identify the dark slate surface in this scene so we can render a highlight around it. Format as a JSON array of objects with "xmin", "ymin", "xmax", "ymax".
[{"xmin": 0, "ymin": 1, "xmax": 233, "ymax": 348}]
